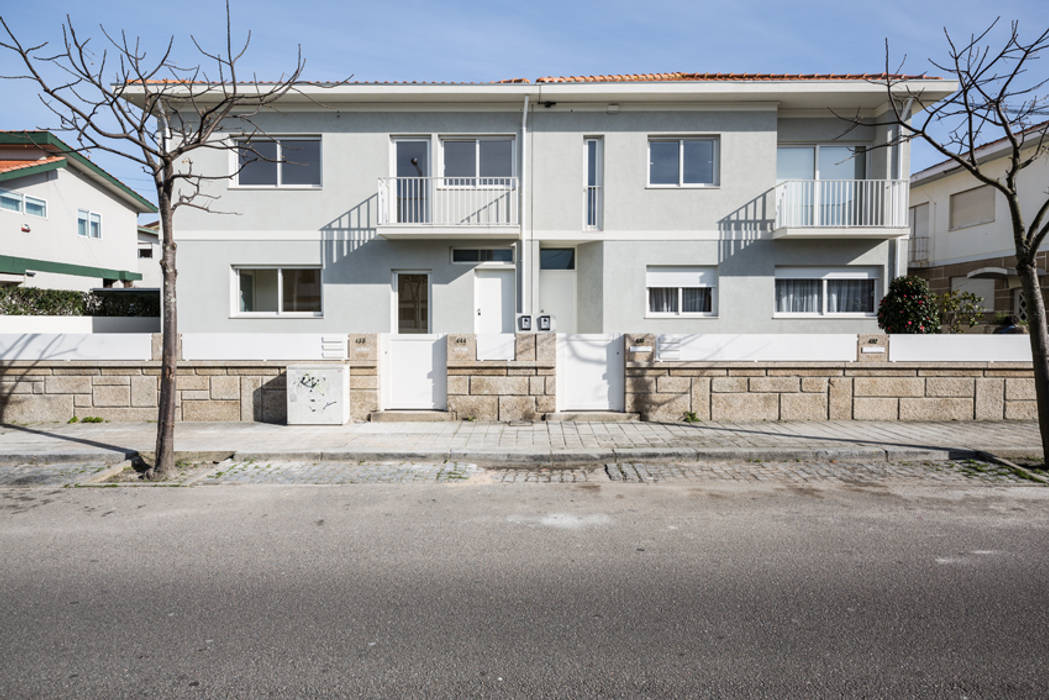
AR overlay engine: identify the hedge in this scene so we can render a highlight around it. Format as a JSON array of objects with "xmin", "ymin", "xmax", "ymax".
[{"xmin": 0, "ymin": 287, "xmax": 159, "ymax": 317}]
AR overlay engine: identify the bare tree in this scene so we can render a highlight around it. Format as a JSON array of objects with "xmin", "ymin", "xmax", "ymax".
[
  {"xmin": 0, "ymin": 2, "xmax": 322, "ymax": 478},
  {"xmin": 847, "ymin": 19, "xmax": 1049, "ymax": 462}
]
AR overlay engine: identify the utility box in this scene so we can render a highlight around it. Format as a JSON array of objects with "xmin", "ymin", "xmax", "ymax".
[{"xmin": 286, "ymin": 365, "xmax": 350, "ymax": 425}]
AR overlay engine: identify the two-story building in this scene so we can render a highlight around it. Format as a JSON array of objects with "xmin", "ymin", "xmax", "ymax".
[
  {"xmin": 908, "ymin": 119, "xmax": 1049, "ymax": 323},
  {"xmin": 141, "ymin": 73, "xmax": 951, "ymax": 341},
  {"xmin": 0, "ymin": 131, "xmax": 156, "ymax": 290}
]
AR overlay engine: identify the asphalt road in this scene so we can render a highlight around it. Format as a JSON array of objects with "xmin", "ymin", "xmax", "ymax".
[{"xmin": 2, "ymin": 480, "xmax": 1048, "ymax": 697}]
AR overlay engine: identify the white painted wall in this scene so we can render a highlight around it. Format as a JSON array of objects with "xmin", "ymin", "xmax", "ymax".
[
  {"xmin": 181, "ymin": 333, "xmax": 347, "ymax": 361},
  {"xmin": 0, "ymin": 333, "xmax": 152, "ymax": 361},
  {"xmin": 889, "ymin": 334, "xmax": 1032, "ymax": 362},
  {"xmin": 656, "ymin": 333, "xmax": 858, "ymax": 361},
  {"xmin": 0, "ymin": 316, "xmax": 159, "ymax": 333}
]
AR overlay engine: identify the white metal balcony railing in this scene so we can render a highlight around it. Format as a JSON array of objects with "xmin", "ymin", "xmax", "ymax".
[
  {"xmin": 909, "ymin": 236, "xmax": 930, "ymax": 266},
  {"xmin": 377, "ymin": 177, "xmax": 519, "ymax": 227},
  {"xmin": 774, "ymin": 179, "xmax": 909, "ymax": 229},
  {"xmin": 585, "ymin": 184, "xmax": 603, "ymax": 230}
]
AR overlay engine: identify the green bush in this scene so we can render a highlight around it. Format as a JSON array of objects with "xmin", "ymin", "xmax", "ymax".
[
  {"xmin": 937, "ymin": 289, "xmax": 985, "ymax": 333},
  {"xmin": 877, "ymin": 276, "xmax": 940, "ymax": 334},
  {"xmin": 0, "ymin": 287, "xmax": 158, "ymax": 317}
]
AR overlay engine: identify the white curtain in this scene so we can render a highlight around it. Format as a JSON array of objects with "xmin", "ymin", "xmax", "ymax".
[
  {"xmin": 827, "ymin": 280, "xmax": 874, "ymax": 313},
  {"xmin": 648, "ymin": 287, "xmax": 678, "ymax": 313},
  {"xmin": 682, "ymin": 287, "xmax": 712, "ymax": 313},
  {"xmin": 776, "ymin": 279, "xmax": 820, "ymax": 313}
]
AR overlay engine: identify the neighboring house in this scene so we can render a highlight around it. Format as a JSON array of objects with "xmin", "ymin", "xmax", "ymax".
[
  {"xmin": 0, "ymin": 131, "xmax": 156, "ymax": 291},
  {"xmin": 908, "ymin": 120, "xmax": 1049, "ymax": 323},
  {"xmin": 125, "ymin": 73, "xmax": 953, "ymax": 335},
  {"xmin": 136, "ymin": 220, "xmax": 162, "ymax": 289}
]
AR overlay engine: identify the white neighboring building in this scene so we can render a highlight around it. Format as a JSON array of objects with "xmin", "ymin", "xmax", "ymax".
[
  {"xmin": 908, "ymin": 120, "xmax": 1049, "ymax": 321},
  {"xmin": 136, "ymin": 221, "xmax": 162, "ymax": 289},
  {"xmin": 0, "ymin": 130, "xmax": 156, "ymax": 291}
]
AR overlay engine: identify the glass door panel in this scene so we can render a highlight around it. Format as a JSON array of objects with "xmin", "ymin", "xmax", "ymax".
[{"xmin": 395, "ymin": 141, "xmax": 429, "ymax": 223}]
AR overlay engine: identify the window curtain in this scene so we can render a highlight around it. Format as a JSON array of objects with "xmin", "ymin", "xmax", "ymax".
[
  {"xmin": 775, "ymin": 279, "xmax": 820, "ymax": 313},
  {"xmin": 827, "ymin": 280, "xmax": 874, "ymax": 313},
  {"xmin": 648, "ymin": 287, "xmax": 678, "ymax": 313},
  {"xmin": 682, "ymin": 287, "xmax": 712, "ymax": 313}
]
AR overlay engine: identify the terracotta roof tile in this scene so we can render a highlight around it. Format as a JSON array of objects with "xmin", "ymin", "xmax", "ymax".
[
  {"xmin": 0, "ymin": 156, "xmax": 65, "ymax": 175},
  {"xmin": 535, "ymin": 72, "xmax": 937, "ymax": 83}
]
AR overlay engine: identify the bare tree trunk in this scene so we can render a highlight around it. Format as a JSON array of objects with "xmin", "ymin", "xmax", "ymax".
[
  {"xmin": 1017, "ymin": 260, "xmax": 1049, "ymax": 459},
  {"xmin": 147, "ymin": 178, "xmax": 177, "ymax": 480}
]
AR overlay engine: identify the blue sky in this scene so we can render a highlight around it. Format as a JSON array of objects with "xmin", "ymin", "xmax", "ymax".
[{"xmin": 1, "ymin": 0, "xmax": 1046, "ymax": 210}]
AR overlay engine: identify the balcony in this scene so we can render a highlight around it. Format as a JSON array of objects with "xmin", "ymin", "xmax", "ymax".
[
  {"xmin": 773, "ymin": 179, "xmax": 909, "ymax": 239},
  {"xmin": 376, "ymin": 176, "xmax": 520, "ymax": 239}
]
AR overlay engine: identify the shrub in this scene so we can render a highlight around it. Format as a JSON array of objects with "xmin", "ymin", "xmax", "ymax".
[
  {"xmin": 877, "ymin": 276, "xmax": 940, "ymax": 333},
  {"xmin": 0, "ymin": 287, "xmax": 158, "ymax": 317},
  {"xmin": 937, "ymin": 289, "xmax": 985, "ymax": 333}
]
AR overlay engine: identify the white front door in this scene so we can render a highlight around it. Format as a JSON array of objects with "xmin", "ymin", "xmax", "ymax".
[
  {"xmin": 556, "ymin": 334, "xmax": 624, "ymax": 411},
  {"xmin": 474, "ymin": 268, "xmax": 515, "ymax": 334}
]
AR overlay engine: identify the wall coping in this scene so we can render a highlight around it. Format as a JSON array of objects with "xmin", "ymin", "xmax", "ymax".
[{"xmin": 627, "ymin": 361, "xmax": 1034, "ymax": 370}]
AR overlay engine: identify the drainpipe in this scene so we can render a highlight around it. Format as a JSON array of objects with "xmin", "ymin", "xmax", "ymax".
[{"xmin": 519, "ymin": 94, "xmax": 530, "ymax": 318}]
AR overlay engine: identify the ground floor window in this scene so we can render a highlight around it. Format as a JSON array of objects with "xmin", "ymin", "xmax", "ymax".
[
  {"xmin": 540, "ymin": 248, "xmax": 575, "ymax": 270},
  {"xmin": 235, "ymin": 267, "xmax": 321, "ymax": 316},
  {"xmin": 451, "ymin": 248, "xmax": 513, "ymax": 263},
  {"xmin": 396, "ymin": 272, "xmax": 430, "ymax": 333},
  {"xmin": 774, "ymin": 267, "xmax": 879, "ymax": 316},
  {"xmin": 645, "ymin": 266, "xmax": 717, "ymax": 316}
]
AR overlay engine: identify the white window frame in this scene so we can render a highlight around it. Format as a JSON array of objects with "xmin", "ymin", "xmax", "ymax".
[
  {"xmin": 449, "ymin": 247, "xmax": 515, "ymax": 266},
  {"xmin": 773, "ymin": 266, "xmax": 880, "ymax": 318},
  {"xmin": 437, "ymin": 135, "xmax": 516, "ymax": 188},
  {"xmin": 644, "ymin": 266, "xmax": 718, "ymax": 318},
  {"xmin": 229, "ymin": 136, "xmax": 323, "ymax": 189},
  {"xmin": 646, "ymin": 135, "xmax": 720, "ymax": 188},
  {"xmin": 230, "ymin": 265, "xmax": 323, "ymax": 318},
  {"xmin": 77, "ymin": 209, "xmax": 102, "ymax": 239},
  {"xmin": 775, "ymin": 144, "xmax": 871, "ymax": 181},
  {"xmin": 391, "ymin": 270, "xmax": 432, "ymax": 334},
  {"xmin": 0, "ymin": 189, "xmax": 47, "ymax": 218},
  {"xmin": 948, "ymin": 184, "xmax": 996, "ymax": 231},
  {"xmin": 584, "ymin": 136, "xmax": 604, "ymax": 230}
]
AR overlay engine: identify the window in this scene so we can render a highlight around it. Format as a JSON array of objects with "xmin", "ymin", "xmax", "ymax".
[
  {"xmin": 648, "ymin": 137, "xmax": 718, "ymax": 186},
  {"xmin": 396, "ymin": 272, "xmax": 429, "ymax": 333},
  {"xmin": 949, "ymin": 185, "xmax": 995, "ymax": 230},
  {"xmin": 442, "ymin": 137, "xmax": 514, "ymax": 182},
  {"xmin": 77, "ymin": 210, "xmax": 101, "ymax": 238},
  {"xmin": 138, "ymin": 247, "xmax": 154, "ymax": 259},
  {"xmin": 775, "ymin": 267, "xmax": 879, "ymax": 316},
  {"xmin": 645, "ymin": 266, "xmax": 717, "ymax": 316},
  {"xmin": 909, "ymin": 202, "xmax": 931, "ymax": 264},
  {"xmin": 235, "ymin": 138, "xmax": 321, "ymax": 187},
  {"xmin": 451, "ymin": 248, "xmax": 514, "ymax": 263},
  {"xmin": 0, "ymin": 189, "xmax": 47, "ymax": 217},
  {"xmin": 235, "ymin": 267, "xmax": 321, "ymax": 315},
  {"xmin": 776, "ymin": 145, "xmax": 866, "ymax": 181},
  {"xmin": 585, "ymin": 137, "xmax": 603, "ymax": 229},
  {"xmin": 540, "ymin": 248, "xmax": 575, "ymax": 270}
]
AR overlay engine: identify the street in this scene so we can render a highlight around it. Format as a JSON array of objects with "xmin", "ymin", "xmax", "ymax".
[{"xmin": 2, "ymin": 476, "xmax": 1048, "ymax": 697}]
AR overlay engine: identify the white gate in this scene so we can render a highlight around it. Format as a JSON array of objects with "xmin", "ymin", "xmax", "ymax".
[
  {"xmin": 380, "ymin": 334, "xmax": 447, "ymax": 410},
  {"xmin": 556, "ymin": 334, "xmax": 624, "ymax": 411}
]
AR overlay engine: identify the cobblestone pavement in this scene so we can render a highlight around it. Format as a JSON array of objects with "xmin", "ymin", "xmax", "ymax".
[
  {"xmin": 0, "ymin": 463, "xmax": 111, "ymax": 487},
  {"xmin": 199, "ymin": 460, "xmax": 482, "ymax": 485}
]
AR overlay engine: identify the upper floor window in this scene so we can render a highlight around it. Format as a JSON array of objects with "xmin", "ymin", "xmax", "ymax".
[
  {"xmin": 77, "ymin": 209, "xmax": 101, "ymax": 238},
  {"xmin": 235, "ymin": 137, "xmax": 321, "ymax": 187},
  {"xmin": 0, "ymin": 189, "xmax": 47, "ymax": 217},
  {"xmin": 774, "ymin": 267, "xmax": 879, "ymax": 316},
  {"xmin": 646, "ymin": 266, "xmax": 717, "ymax": 316},
  {"xmin": 777, "ymin": 145, "xmax": 866, "ymax": 181},
  {"xmin": 442, "ymin": 137, "xmax": 514, "ymax": 182},
  {"xmin": 949, "ymin": 185, "xmax": 995, "ymax": 230},
  {"xmin": 648, "ymin": 137, "xmax": 718, "ymax": 187}
]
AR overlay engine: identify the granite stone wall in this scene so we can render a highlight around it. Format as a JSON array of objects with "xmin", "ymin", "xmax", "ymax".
[{"xmin": 445, "ymin": 333, "xmax": 556, "ymax": 421}]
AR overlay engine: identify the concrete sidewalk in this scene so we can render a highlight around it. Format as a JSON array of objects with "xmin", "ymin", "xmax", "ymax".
[{"xmin": 0, "ymin": 419, "xmax": 1039, "ymax": 465}]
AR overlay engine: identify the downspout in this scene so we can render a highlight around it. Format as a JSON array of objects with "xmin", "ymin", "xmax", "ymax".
[{"xmin": 520, "ymin": 94, "xmax": 530, "ymax": 317}]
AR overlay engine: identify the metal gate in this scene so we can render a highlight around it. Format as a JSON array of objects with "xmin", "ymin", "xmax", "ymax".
[
  {"xmin": 380, "ymin": 334, "xmax": 447, "ymax": 410},
  {"xmin": 556, "ymin": 334, "xmax": 624, "ymax": 411}
]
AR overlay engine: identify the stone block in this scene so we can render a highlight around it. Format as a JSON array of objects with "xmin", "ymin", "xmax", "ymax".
[
  {"xmin": 182, "ymin": 400, "xmax": 240, "ymax": 422},
  {"xmin": 624, "ymin": 333, "xmax": 656, "ymax": 365},
  {"xmin": 349, "ymin": 374, "xmax": 378, "ymax": 390},
  {"xmin": 974, "ymin": 378, "xmax": 1005, "ymax": 421},
  {"xmin": 829, "ymin": 377, "xmax": 853, "ymax": 420},
  {"xmin": 626, "ymin": 376, "xmax": 658, "ymax": 393},
  {"xmin": 507, "ymin": 368, "xmax": 535, "ymax": 376},
  {"xmin": 529, "ymin": 376, "xmax": 546, "ymax": 395},
  {"xmin": 0, "ymin": 394, "xmax": 73, "ymax": 423},
  {"xmin": 711, "ymin": 393, "xmax": 779, "ymax": 421},
  {"xmin": 470, "ymin": 376, "xmax": 529, "ymax": 395},
  {"xmin": 177, "ymin": 374, "xmax": 209, "ymax": 391},
  {"xmin": 780, "ymin": 392, "xmax": 827, "ymax": 421},
  {"xmin": 499, "ymin": 395, "xmax": 538, "ymax": 422},
  {"xmin": 925, "ymin": 377, "xmax": 975, "ymax": 398},
  {"xmin": 690, "ymin": 377, "xmax": 711, "ymax": 420},
  {"xmin": 131, "ymin": 375, "xmax": 158, "ymax": 407},
  {"xmin": 92, "ymin": 385, "xmax": 130, "ymax": 407},
  {"xmin": 857, "ymin": 334, "xmax": 889, "ymax": 362},
  {"xmin": 447, "ymin": 334, "xmax": 476, "ymax": 364},
  {"xmin": 74, "ymin": 395, "xmax": 92, "ymax": 407},
  {"xmin": 768, "ymin": 369, "xmax": 843, "ymax": 377},
  {"xmin": 728, "ymin": 369, "xmax": 765, "ymax": 376},
  {"xmin": 448, "ymin": 395, "xmax": 498, "ymax": 421},
  {"xmin": 2, "ymin": 380, "xmax": 41, "ymax": 395},
  {"xmin": 240, "ymin": 376, "xmax": 263, "ymax": 422},
  {"xmin": 350, "ymin": 389, "xmax": 378, "ymax": 422},
  {"xmin": 513, "ymin": 334, "xmax": 535, "ymax": 362},
  {"xmin": 711, "ymin": 377, "xmax": 748, "ymax": 393},
  {"xmin": 845, "ymin": 369, "xmax": 917, "ymax": 377},
  {"xmin": 1, "ymin": 368, "xmax": 51, "ymax": 376},
  {"xmin": 44, "ymin": 375, "xmax": 92, "ymax": 394},
  {"xmin": 180, "ymin": 390, "xmax": 211, "ymax": 401},
  {"xmin": 749, "ymin": 376, "xmax": 799, "ymax": 393},
  {"xmin": 348, "ymin": 334, "xmax": 377, "ymax": 362},
  {"xmin": 535, "ymin": 333, "xmax": 556, "ymax": 365},
  {"xmin": 670, "ymin": 368, "xmax": 728, "ymax": 377},
  {"xmin": 194, "ymin": 368, "xmax": 228, "ymax": 376},
  {"xmin": 449, "ymin": 368, "xmax": 503, "ymax": 376},
  {"xmin": 801, "ymin": 377, "xmax": 829, "ymax": 393},
  {"xmin": 536, "ymin": 394, "xmax": 556, "ymax": 414},
  {"xmin": 262, "ymin": 391, "xmax": 287, "ymax": 424},
  {"xmin": 546, "ymin": 376, "xmax": 558, "ymax": 394},
  {"xmin": 79, "ymin": 407, "xmax": 157, "ymax": 421},
  {"xmin": 446, "ymin": 375, "xmax": 469, "ymax": 395},
  {"xmin": 100, "ymin": 368, "xmax": 141, "ymax": 376},
  {"xmin": 209, "ymin": 375, "xmax": 240, "ymax": 400},
  {"xmin": 853, "ymin": 397, "xmax": 898, "ymax": 420},
  {"xmin": 93, "ymin": 375, "xmax": 131, "ymax": 385},
  {"xmin": 899, "ymin": 398, "xmax": 973, "ymax": 421},
  {"xmin": 853, "ymin": 377, "xmax": 925, "ymax": 397},
  {"xmin": 228, "ymin": 367, "xmax": 281, "ymax": 376},
  {"xmin": 656, "ymin": 375, "xmax": 691, "ymax": 393},
  {"xmin": 1005, "ymin": 400, "xmax": 1037, "ymax": 420},
  {"xmin": 641, "ymin": 392, "xmax": 691, "ymax": 422},
  {"xmin": 1005, "ymin": 378, "xmax": 1036, "ymax": 400},
  {"xmin": 52, "ymin": 368, "xmax": 99, "ymax": 375}
]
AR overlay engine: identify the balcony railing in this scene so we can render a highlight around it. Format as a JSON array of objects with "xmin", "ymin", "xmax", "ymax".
[
  {"xmin": 377, "ymin": 176, "xmax": 519, "ymax": 227},
  {"xmin": 909, "ymin": 236, "xmax": 930, "ymax": 267},
  {"xmin": 774, "ymin": 179, "xmax": 908, "ymax": 229}
]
